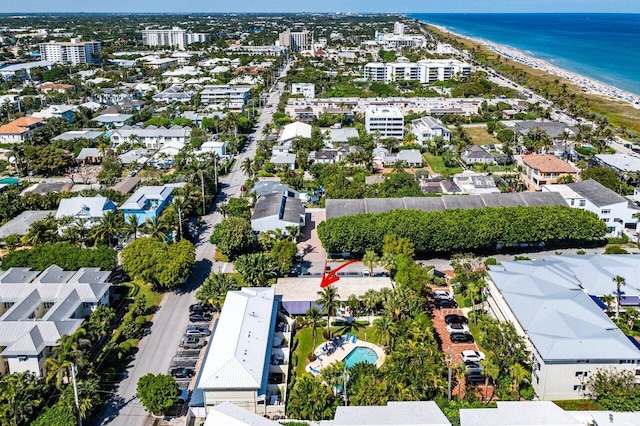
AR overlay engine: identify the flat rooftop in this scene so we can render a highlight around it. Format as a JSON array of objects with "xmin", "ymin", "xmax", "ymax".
[{"xmin": 274, "ymin": 277, "xmax": 393, "ymax": 302}]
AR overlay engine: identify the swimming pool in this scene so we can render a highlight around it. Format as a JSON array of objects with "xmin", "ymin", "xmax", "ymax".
[{"xmin": 344, "ymin": 346, "xmax": 379, "ymax": 368}]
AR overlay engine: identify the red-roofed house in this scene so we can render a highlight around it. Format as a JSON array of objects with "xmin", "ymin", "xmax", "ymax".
[{"xmin": 0, "ymin": 117, "xmax": 45, "ymax": 143}]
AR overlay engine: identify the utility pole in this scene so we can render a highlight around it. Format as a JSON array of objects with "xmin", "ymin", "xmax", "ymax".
[
  {"xmin": 447, "ymin": 351, "xmax": 453, "ymax": 400},
  {"xmin": 71, "ymin": 363, "xmax": 83, "ymax": 426},
  {"xmin": 342, "ymin": 365, "xmax": 349, "ymax": 406},
  {"xmin": 199, "ymin": 169, "xmax": 206, "ymax": 215},
  {"xmin": 214, "ymin": 155, "xmax": 218, "ymax": 190}
]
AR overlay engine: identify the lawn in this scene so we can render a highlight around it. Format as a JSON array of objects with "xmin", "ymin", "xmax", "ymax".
[
  {"xmin": 124, "ymin": 279, "xmax": 163, "ymax": 312},
  {"xmin": 466, "ymin": 126, "xmax": 501, "ymax": 146},
  {"xmin": 292, "ymin": 322, "xmax": 380, "ymax": 378},
  {"xmin": 553, "ymin": 399, "xmax": 603, "ymax": 411},
  {"xmin": 424, "ymin": 154, "xmax": 462, "ymax": 177}
]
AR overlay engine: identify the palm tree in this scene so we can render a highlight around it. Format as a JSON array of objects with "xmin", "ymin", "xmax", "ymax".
[
  {"xmin": 316, "ymin": 286, "xmax": 340, "ymax": 335},
  {"xmin": 168, "ymin": 196, "xmax": 188, "ymax": 240},
  {"xmin": 143, "ymin": 216, "xmax": 168, "ymax": 241},
  {"xmin": 509, "ymin": 363, "xmax": 528, "ymax": 399},
  {"xmin": 196, "ymin": 272, "xmax": 239, "ymax": 310},
  {"xmin": 0, "ymin": 372, "xmax": 46, "ymax": 426},
  {"xmin": 234, "ymin": 253, "xmax": 278, "ymax": 286},
  {"xmin": 601, "ymin": 294, "xmax": 615, "ymax": 315},
  {"xmin": 373, "ymin": 315, "xmax": 397, "ymax": 349},
  {"xmin": 305, "ymin": 306, "xmax": 322, "ymax": 350},
  {"xmin": 22, "ymin": 215, "xmax": 58, "ymax": 246},
  {"xmin": 217, "ymin": 202, "xmax": 229, "ymax": 219},
  {"xmin": 90, "ymin": 210, "xmax": 122, "ymax": 248},
  {"xmin": 45, "ymin": 328, "xmax": 88, "ymax": 390},
  {"xmin": 613, "ymin": 275, "xmax": 626, "ymax": 319},
  {"xmin": 361, "ymin": 289, "xmax": 380, "ymax": 317},
  {"xmin": 240, "ymin": 158, "xmax": 255, "ymax": 178},
  {"xmin": 480, "ymin": 357, "xmax": 500, "ymax": 403},
  {"xmin": 123, "ymin": 214, "xmax": 141, "ymax": 241}
]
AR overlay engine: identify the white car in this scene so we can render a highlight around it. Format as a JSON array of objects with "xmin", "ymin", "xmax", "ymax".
[
  {"xmin": 460, "ymin": 350, "xmax": 486, "ymax": 363},
  {"xmin": 433, "ymin": 290, "xmax": 453, "ymax": 300},
  {"xmin": 446, "ymin": 323, "xmax": 470, "ymax": 334}
]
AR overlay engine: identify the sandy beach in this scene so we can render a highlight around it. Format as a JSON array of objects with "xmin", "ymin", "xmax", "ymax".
[{"xmin": 427, "ymin": 23, "xmax": 640, "ymax": 110}]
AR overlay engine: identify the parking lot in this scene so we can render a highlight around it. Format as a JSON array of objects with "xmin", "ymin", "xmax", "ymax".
[
  {"xmin": 430, "ymin": 288, "xmax": 494, "ymax": 399},
  {"xmin": 168, "ymin": 314, "xmax": 216, "ymax": 392}
]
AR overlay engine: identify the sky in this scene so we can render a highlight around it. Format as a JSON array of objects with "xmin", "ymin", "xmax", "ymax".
[{"xmin": 4, "ymin": 0, "xmax": 640, "ymax": 14}]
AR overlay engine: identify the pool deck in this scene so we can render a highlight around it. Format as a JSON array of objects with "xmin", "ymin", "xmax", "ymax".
[{"xmin": 306, "ymin": 338, "xmax": 386, "ymax": 375}]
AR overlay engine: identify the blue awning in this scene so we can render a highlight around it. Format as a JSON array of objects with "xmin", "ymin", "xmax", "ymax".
[
  {"xmin": 590, "ymin": 295, "xmax": 607, "ymax": 310},
  {"xmin": 620, "ymin": 296, "xmax": 640, "ymax": 306}
]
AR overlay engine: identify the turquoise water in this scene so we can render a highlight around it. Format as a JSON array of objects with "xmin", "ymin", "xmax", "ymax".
[
  {"xmin": 409, "ymin": 14, "xmax": 640, "ymax": 96},
  {"xmin": 344, "ymin": 346, "xmax": 379, "ymax": 368}
]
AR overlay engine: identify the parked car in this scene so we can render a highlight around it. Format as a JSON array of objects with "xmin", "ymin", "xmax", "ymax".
[
  {"xmin": 444, "ymin": 314, "xmax": 468, "ymax": 325},
  {"xmin": 465, "ymin": 372, "xmax": 487, "ymax": 385},
  {"xmin": 170, "ymin": 367, "xmax": 195, "ymax": 379},
  {"xmin": 185, "ymin": 325, "xmax": 211, "ymax": 337},
  {"xmin": 436, "ymin": 298, "xmax": 457, "ymax": 309},
  {"xmin": 446, "ymin": 323, "xmax": 470, "ymax": 334},
  {"xmin": 464, "ymin": 362, "xmax": 483, "ymax": 374},
  {"xmin": 189, "ymin": 312, "xmax": 212, "ymax": 323},
  {"xmin": 450, "ymin": 332, "xmax": 474, "ymax": 343},
  {"xmin": 176, "ymin": 389, "xmax": 190, "ymax": 404},
  {"xmin": 189, "ymin": 303, "xmax": 215, "ymax": 313},
  {"xmin": 460, "ymin": 350, "xmax": 486, "ymax": 363},
  {"xmin": 433, "ymin": 290, "xmax": 454, "ymax": 300},
  {"xmin": 180, "ymin": 336, "xmax": 206, "ymax": 349}
]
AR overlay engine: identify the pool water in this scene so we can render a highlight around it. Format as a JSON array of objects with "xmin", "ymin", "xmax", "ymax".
[{"xmin": 344, "ymin": 346, "xmax": 379, "ymax": 368}]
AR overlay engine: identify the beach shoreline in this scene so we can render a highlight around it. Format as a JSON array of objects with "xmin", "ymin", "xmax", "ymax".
[{"xmin": 421, "ymin": 22, "xmax": 640, "ymax": 110}]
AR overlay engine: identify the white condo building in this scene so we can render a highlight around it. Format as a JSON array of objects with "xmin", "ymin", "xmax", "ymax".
[
  {"xmin": 364, "ymin": 60, "xmax": 472, "ymax": 83},
  {"xmin": 411, "ymin": 116, "xmax": 451, "ymax": 144},
  {"xmin": 200, "ymin": 85, "xmax": 252, "ymax": 111},
  {"xmin": 142, "ymin": 27, "xmax": 209, "ymax": 50},
  {"xmin": 291, "ymin": 83, "xmax": 315, "ymax": 99},
  {"xmin": 39, "ymin": 40, "xmax": 101, "ymax": 66},
  {"xmin": 365, "ymin": 106, "xmax": 404, "ymax": 140},
  {"xmin": 486, "ymin": 258, "xmax": 640, "ymax": 401}
]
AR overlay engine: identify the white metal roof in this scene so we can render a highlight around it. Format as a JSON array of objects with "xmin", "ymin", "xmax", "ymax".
[
  {"xmin": 120, "ymin": 185, "xmax": 174, "ymax": 210},
  {"xmin": 55, "ymin": 196, "xmax": 116, "ymax": 220},
  {"xmin": 488, "ymin": 259, "xmax": 640, "ymax": 362},
  {"xmin": 279, "ymin": 121, "xmax": 312, "ymax": 142},
  {"xmin": 460, "ymin": 401, "xmax": 583, "ymax": 426},
  {"xmin": 274, "ymin": 277, "xmax": 393, "ymax": 302},
  {"xmin": 197, "ymin": 287, "xmax": 275, "ymax": 391},
  {"xmin": 204, "ymin": 402, "xmax": 279, "ymax": 426},
  {"xmin": 332, "ymin": 401, "xmax": 451, "ymax": 426}
]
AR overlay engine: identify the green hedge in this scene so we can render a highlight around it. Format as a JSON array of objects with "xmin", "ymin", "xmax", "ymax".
[
  {"xmin": 317, "ymin": 206, "xmax": 607, "ymax": 254},
  {"xmin": 0, "ymin": 242, "xmax": 117, "ymax": 271}
]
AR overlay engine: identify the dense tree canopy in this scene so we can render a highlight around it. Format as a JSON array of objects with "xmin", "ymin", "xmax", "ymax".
[
  {"xmin": 136, "ymin": 374, "xmax": 178, "ymax": 416},
  {"xmin": 318, "ymin": 206, "xmax": 607, "ymax": 254},
  {"xmin": 209, "ymin": 217, "xmax": 255, "ymax": 258},
  {"xmin": 121, "ymin": 238, "xmax": 195, "ymax": 289}
]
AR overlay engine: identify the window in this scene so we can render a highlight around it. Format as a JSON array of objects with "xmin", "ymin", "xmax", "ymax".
[
  {"xmin": 573, "ymin": 385, "xmax": 585, "ymax": 391},
  {"xmin": 18, "ymin": 356, "xmax": 28, "ymax": 362},
  {"xmin": 82, "ymin": 302, "xmax": 93, "ymax": 309},
  {"xmin": 43, "ymin": 302, "xmax": 55, "ymax": 309},
  {"xmin": 3, "ymin": 302, "xmax": 14, "ymax": 310},
  {"xmin": 601, "ymin": 209, "xmax": 611, "ymax": 214},
  {"xmin": 579, "ymin": 200, "xmax": 586, "ymax": 207},
  {"xmin": 571, "ymin": 199, "xmax": 575, "ymax": 206},
  {"xmin": 575, "ymin": 371, "xmax": 588, "ymax": 377},
  {"xmin": 635, "ymin": 369, "xmax": 640, "ymax": 376}
]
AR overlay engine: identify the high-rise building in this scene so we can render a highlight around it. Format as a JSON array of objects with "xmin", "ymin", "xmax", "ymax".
[
  {"xmin": 364, "ymin": 60, "xmax": 472, "ymax": 83},
  {"xmin": 141, "ymin": 27, "xmax": 211, "ymax": 50},
  {"xmin": 365, "ymin": 106, "xmax": 404, "ymax": 140},
  {"xmin": 393, "ymin": 21, "xmax": 405, "ymax": 36},
  {"xmin": 38, "ymin": 39, "xmax": 101, "ymax": 66},
  {"xmin": 278, "ymin": 29, "xmax": 311, "ymax": 52},
  {"xmin": 142, "ymin": 27, "xmax": 187, "ymax": 50}
]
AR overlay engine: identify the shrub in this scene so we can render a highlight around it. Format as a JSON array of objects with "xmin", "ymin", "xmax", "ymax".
[
  {"xmin": 605, "ymin": 245, "xmax": 629, "ymax": 254},
  {"xmin": 484, "ymin": 257, "xmax": 498, "ymax": 266},
  {"xmin": 0, "ymin": 242, "xmax": 116, "ymax": 271},
  {"xmin": 608, "ymin": 234, "xmax": 629, "ymax": 245},
  {"xmin": 577, "ymin": 249, "xmax": 587, "ymax": 255},
  {"xmin": 513, "ymin": 255, "xmax": 531, "ymax": 261},
  {"xmin": 318, "ymin": 206, "xmax": 607, "ymax": 255}
]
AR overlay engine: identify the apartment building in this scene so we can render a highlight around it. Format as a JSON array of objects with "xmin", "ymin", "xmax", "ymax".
[
  {"xmin": 365, "ymin": 107, "xmax": 404, "ymax": 140},
  {"xmin": 39, "ymin": 40, "xmax": 101, "ymax": 66},
  {"xmin": 364, "ymin": 60, "xmax": 472, "ymax": 83},
  {"xmin": 141, "ymin": 27, "xmax": 209, "ymax": 50},
  {"xmin": 411, "ymin": 116, "xmax": 451, "ymax": 144},
  {"xmin": 291, "ymin": 83, "xmax": 315, "ymax": 99},
  {"xmin": 486, "ymin": 259, "xmax": 640, "ymax": 400},
  {"xmin": 110, "ymin": 125, "xmax": 191, "ymax": 150},
  {"xmin": 200, "ymin": 85, "xmax": 252, "ymax": 111},
  {"xmin": 0, "ymin": 265, "xmax": 111, "ymax": 376},
  {"xmin": 279, "ymin": 29, "xmax": 311, "ymax": 52}
]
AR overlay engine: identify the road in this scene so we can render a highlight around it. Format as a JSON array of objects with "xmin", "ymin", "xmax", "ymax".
[{"xmin": 98, "ymin": 71, "xmax": 289, "ymax": 426}]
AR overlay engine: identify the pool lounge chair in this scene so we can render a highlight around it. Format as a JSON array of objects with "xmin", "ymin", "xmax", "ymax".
[
  {"xmin": 352, "ymin": 335, "xmax": 357, "ymax": 343},
  {"xmin": 310, "ymin": 366, "xmax": 320, "ymax": 374},
  {"xmin": 345, "ymin": 332, "xmax": 351, "ymax": 341}
]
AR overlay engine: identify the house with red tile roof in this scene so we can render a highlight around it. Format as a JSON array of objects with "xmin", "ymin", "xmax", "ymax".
[{"xmin": 0, "ymin": 117, "xmax": 45, "ymax": 143}]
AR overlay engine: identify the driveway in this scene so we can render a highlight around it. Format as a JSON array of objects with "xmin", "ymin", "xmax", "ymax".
[{"xmin": 297, "ymin": 209, "xmax": 326, "ymax": 264}]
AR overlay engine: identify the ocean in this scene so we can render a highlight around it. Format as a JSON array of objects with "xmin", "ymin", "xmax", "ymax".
[{"xmin": 409, "ymin": 13, "xmax": 640, "ymax": 96}]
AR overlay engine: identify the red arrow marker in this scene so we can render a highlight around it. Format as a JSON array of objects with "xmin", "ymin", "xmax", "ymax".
[{"xmin": 320, "ymin": 259, "xmax": 362, "ymax": 288}]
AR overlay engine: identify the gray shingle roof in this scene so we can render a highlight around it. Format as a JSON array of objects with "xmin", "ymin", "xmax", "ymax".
[
  {"xmin": 567, "ymin": 179, "xmax": 627, "ymax": 207},
  {"xmin": 252, "ymin": 192, "xmax": 304, "ymax": 222},
  {"xmin": 325, "ymin": 193, "xmax": 565, "ymax": 219}
]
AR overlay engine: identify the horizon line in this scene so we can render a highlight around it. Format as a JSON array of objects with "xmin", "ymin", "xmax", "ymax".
[{"xmin": 2, "ymin": 11, "xmax": 640, "ymax": 15}]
